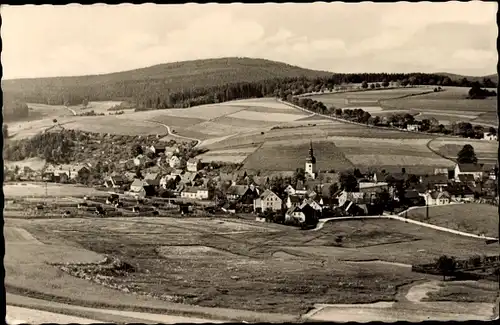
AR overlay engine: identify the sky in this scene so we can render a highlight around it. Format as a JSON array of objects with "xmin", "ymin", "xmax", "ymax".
[{"xmin": 1, "ymin": 2, "xmax": 498, "ymax": 80}]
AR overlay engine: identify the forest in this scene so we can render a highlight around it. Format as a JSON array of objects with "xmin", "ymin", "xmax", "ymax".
[{"xmin": 3, "ymin": 72, "xmax": 497, "ymax": 110}]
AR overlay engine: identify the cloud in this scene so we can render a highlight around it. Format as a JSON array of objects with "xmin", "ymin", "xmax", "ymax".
[{"xmin": 1, "ymin": 2, "xmax": 497, "ymax": 79}]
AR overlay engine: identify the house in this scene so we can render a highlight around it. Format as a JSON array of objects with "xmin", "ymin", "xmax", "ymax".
[
  {"xmin": 454, "ymin": 163, "xmax": 484, "ymax": 181},
  {"xmin": 144, "ymin": 172, "xmax": 162, "ymax": 187},
  {"xmin": 134, "ymin": 155, "xmax": 147, "ymax": 167},
  {"xmin": 169, "ymin": 156, "xmax": 186, "ymax": 169},
  {"xmin": 129, "ymin": 179, "xmax": 155, "ymax": 198},
  {"xmin": 457, "ymin": 174, "xmax": 476, "ymax": 184},
  {"xmin": 318, "ymin": 196, "xmax": 339, "ymax": 209},
  {"xmin": 284, "ymin": 184, "xmax": 297, "ymax": 195},
  {"xmin": 186, "ymin": 158, "xmax": 202, "ymax": 172},
  {"xmin": 226, "ymin": 185, "xmax": 259, "ymax": 204},
  {"xmin": 295, "ymin": 180, "xmax": 308, "ymax": 195},
  {"xmin": 150, "ymin": 143, "xmax": 166, "ymax": 155},
  {"xmin": 303, "ymin": 198, "xmax": 323, "ymax": 213},
  {"xmin": 447, "ymin": 183, "xmax": 475, "ymax": 202},
  {"xmin": 420, "ymin": 190, "xmax": 451, "ymax": 205},
  {"xmin": 337, "ymin": 190, "xmax": 371, "ymax": 207},
  {"xmin": 105, "ymin": 175, "xmax": 126, "ymax": 188},
  {"xmin": 160, "ymin": 174, "xmax": 181, "ymax": 189},
  {"xmin": 420, "ymin": 174, "xmax": 449, "ymax": 191},
  {"xmin": 179, "ymin": 171, "xmax": 201, "ymax": 186},
  {"xmin": 483, "ymin": 133, "xmax": 497, "ymax": 141},
  {"xmin": 285, "ymin": 202, "xmax": 319, "ymax": 225},
  {"xmin": 434, "ymin": 168, "xmax": 449, "ymax": 176},
  {"xmin": 164, "ymin": 146, "xmax": 180, "ymax": 157},
  {"xmin": 254, "ymin": 190, "xmax": 282, "ymax": 213},
  {"xmin": 407, "ymin": 124, "xmax": 420, "ymax": 132},
  {"xmin": 123, "ymin": 172, "xmax": 137, "ymax": 182},
  {"xmin": 180, "ymin": 186, "xmax": 211, "ymax": 200}
]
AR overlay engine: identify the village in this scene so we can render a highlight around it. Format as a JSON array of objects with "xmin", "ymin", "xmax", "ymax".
[{"xmin": 4, "ymin": 136, "xmax": 498, "ymax": 230}]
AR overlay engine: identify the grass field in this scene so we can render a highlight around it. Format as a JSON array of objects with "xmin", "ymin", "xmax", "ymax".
[
  {"xmin": 423, "ymin": 281, "xmax": 499, "ymax": 304},
  {"xmin": 428, "ymin": 137, "xmax": 498, "ymax": 163},
  {"xmin": 3, "ymin": 183, "xmax": 110, "ymax": 198},
  {"xmin": 405, "ymin": 204, "xmax": 499, "ymax": 238},
  {"xmin": 4, "ymin": 158, "xmax": 47, "ymax": 171},
  {"xmin": 14, "ymin": 216, "xmax": 498, "ymax": 316}
]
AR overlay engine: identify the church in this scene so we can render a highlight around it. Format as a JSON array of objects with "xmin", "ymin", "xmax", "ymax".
[{"xmin": 305, "ymin": 141, "xmax": 317, "ymax": 179}]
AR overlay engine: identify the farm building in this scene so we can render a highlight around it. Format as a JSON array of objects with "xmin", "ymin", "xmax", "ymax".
[
  {"xmin": 129, "ymin": 179, "xmax": 156, "ymax": 198},
  {"xmin": 254, "ymin": 189, "xmax": 282, "ymax": 213},
  {"xmin": 144, "ymin": 172, "xmax": 162, "ymax": 187},
  {"xmin": 454, "ymin": 163, "xmax": 484, "ymax": 182},
  {"xmin": 285, "ymin": 201, "xmax": 320, "ymax": 225}
]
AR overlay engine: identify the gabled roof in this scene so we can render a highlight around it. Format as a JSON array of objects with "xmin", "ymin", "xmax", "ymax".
[
  {"xmin": 227, "ymin": 185, "xmax": 250, "ymax": 196},
  {"xmin": 144, "ymin": 172, "xmax": 160, "ymax": 180},
  {"xmin": 260, "ymin": 189, "xmax": 279, "ymax": 200},
  {"xmin": 458, "ymin": 174, "xmax": 475, "ymax": 183},
  {"xmin": 429, "ymin": 190, "xmax": 450, "ymax": 200},
  {"xmin": 131, "ymin": 179, "xmax": 150, "ymax": 188},
  {"xmin": 110, "ymin": 175, "xmax": 126, "ymax": 184},
  {"xmin": 287, "ymin": 195, "xmax": 302, "ymax": 204},
  {"xmin": 405, "ymin": 189, "xmax": 420, "ymax": 199},
  {"xmin": 421, "ymin": 174, "xmax": 449, "ymax": 184},
  {"xmin": 457, "ymin": 163, "xmax": 483, "ymax": 173},
  {"xmin": 187, "ymin": 158, "xmax": 200, "ymax": 164}
]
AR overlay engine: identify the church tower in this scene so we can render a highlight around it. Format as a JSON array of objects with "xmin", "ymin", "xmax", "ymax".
[{"xmin": 305, "ymin": 141, "xmax": 317, "ymax": 179}]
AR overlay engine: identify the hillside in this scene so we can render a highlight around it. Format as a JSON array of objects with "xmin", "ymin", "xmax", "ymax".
[
  {"xmin": 436, "ymin": 72, "xmax": 498, "ymax": 85},
  {"xmin": 2, "ymin": 57, "xmax": 332, "ymax": 102}
]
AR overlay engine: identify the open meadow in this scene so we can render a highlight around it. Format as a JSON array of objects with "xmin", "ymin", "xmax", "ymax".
[
  {"xmin": 9, "ymin": 216, "xmax": 497, "ymax": 317},
  {"xmin": 3, "ymin": 183, "xmax": 110, "ymax": 198},
  {"xmin": 428, "ymin": 137, "xmax": 498, "ymax": 164},
  {"xmin": 405, "ymin": 204, "xmax": 499, "ymax": 238}
]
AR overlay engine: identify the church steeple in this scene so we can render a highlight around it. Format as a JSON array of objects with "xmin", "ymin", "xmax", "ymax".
[
  {"xmin": 306, "ymin": 141, "xmax": 316, "ymax": 164},
  {"xmin": 305, "ymin": 140, "xmax": 317, "ymax": 179}
]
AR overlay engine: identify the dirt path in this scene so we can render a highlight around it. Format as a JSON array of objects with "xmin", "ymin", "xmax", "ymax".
[
  {"xmin": 405, "ymin": 281, "xmax": 441, "ymax": 302},
  {"xmin": 6, "ymin": 305, "xmax": 103, "ymax": 324}
]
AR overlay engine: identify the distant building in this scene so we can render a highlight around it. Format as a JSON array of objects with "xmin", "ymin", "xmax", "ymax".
[
  {"xmin": 305, "ymin": 141, "xmax": 317, "ymax": 179},
  {"xmin": 150, "ymin": 143, "xmax": 167, "ymax": 155}
]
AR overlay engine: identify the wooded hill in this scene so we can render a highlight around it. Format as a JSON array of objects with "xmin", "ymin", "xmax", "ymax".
[{"xmin": 2, "ymin": 57, "xmax": 497, "ymax": 111}]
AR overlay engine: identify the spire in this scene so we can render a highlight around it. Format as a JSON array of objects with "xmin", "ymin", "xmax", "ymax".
[{"xmin": 306, "ymin": 140, "xmax": 316, "ymax": 164}]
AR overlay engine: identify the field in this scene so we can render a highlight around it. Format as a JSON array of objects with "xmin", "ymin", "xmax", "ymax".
[
  {"xmin": 405, "ymin": 204, "xmax": 499, "ymax": 238},
  {"xmin": 423, "ymin": 281, "xmax": 499, "ymax": 303},
  {"xmin": 10, "ymin": 216, "xmax": 498, "ymax": 317},
  {"xmin": 3, "ymin": 183, "xmax": 110, "ymax": 198},
  {"xmin": 4, "ymin": 157, "xmax": 47, "ymax": 171},
  {"xmin": 428, "ymin": 137, "xmax": 498, "ymax": 164}
]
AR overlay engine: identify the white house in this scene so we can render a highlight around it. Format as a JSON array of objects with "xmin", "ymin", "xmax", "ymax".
[
  {"xmin": 420, "ymin": 190, "xmax": 451, "ymax": 205},
  {"xmin": 180, "ymin": 186, "xmax": 210, "ymax": 200},
  {"xmin": 186, "ymin": 158, "xmax": 202, "ymax": 172},
  {"xmin": 483, "ymin": 133, "xmax": 497, "ymax": 141},
  {"xmin": 169, "ymin": 156, "xmax": 186, "ymax": 169},
  {"xmin": 284, "ymin": 184, "xmax": 296, "ymax": 195},
  {"xmin": 454, "ymin": 163, "xmax": 484, "ymax": 181},
  {"xmin": 254, "ymin": 190, "xmax": 282, "ymax": 212}
]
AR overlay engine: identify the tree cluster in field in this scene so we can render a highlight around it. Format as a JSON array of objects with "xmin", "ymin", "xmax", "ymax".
[
  {"xmin": 4, "ymin": 71, "xmax": 496, "ymax": 110},
  {"xmin": 286, "ymin": 93, "xmax": 497, "ymax": 139},
  {"xmin": 3, "ymin": 129, "xmax": 162, "ymax": 166},
  {"xmin": 3, "ymin": 96, "xmax": 30, "ymax": 121},
  {"xmin": 76, "ymin": 110, "xmax": 105, "ymax": 117},
  {"xmin": 467, "ymin": 82, "xmax": 497, "ymax": 99}
]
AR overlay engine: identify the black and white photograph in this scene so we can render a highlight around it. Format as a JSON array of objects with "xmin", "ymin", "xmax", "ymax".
[{"xmin": 2, "ymin": 1, "xmax": 499, "ymax": 323}]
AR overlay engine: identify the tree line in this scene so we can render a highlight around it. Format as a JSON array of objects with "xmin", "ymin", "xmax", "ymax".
[{"xmin": 4, "ymin": 72, "xmax": 496, "ymax": 109}]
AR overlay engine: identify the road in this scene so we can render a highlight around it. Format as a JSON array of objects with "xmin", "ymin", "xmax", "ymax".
[{"xmin": 144, "ymin": 120, "xmax": 202, "ymax": 148}]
